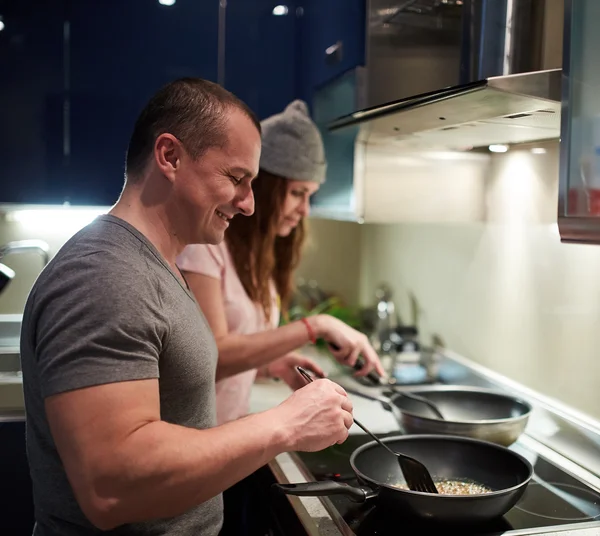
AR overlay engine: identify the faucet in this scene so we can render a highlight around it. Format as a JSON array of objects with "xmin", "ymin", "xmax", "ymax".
[
  {"xmin": 373, "ymin": 283, "xmax": 399, "ymax": 351},
  {"xmin": 0, "ymin": 240, "xmax": 50, "ymax": 294}
]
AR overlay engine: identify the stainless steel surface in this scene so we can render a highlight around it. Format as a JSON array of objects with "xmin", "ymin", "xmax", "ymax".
[
  {"xmin": 461, "ymin": 0, "xmax": 555, "ymax": 81},
  {"xmin": 373, "ymin": 284, "xmax": 398, "ymax": 350},
  {"xmin": 366, "ymin": 0, "xmax": 463, "ymax": 107},
  {"xmin": 330, "ymin": 68, "xmax": 562, "ymax": 151},
  {"xmin": 0, "ymin": 240, "xmax": 50, "ymax": 265},
  {"xmin": 329, "ymin": 0, "xmax": 564, "ymax": 150},
  {"xmin": 399, "ymin": 385, "xmax": 531, "ymax": 442},
  {"xmin": 313, "ymin": 0, "xmax": 565, "ymax": 223},
  {"xmin": 442, "ymin": 349, "xmax": 600, "ymax": 483},
  {"xmin": 345, "ymin": 384, "xmax": 531, "ymax": 446}
]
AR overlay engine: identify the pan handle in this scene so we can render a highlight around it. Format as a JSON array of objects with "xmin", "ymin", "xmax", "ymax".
[
  {"xmin": 352, "ymin": 355, "xmax": 383, "ymax": 385},
  {"xmin": 272, "ymin": 481, "xmax": 377, "ymax": 502},
  {"xmin": 328, "ymin": 343, "xmax": 381, "ymax": 385},
  {"xmin": 343, "ymin": 386, "xmax": 395, "ymax": 412}
]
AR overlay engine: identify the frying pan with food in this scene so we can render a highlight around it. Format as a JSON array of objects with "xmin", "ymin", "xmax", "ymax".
[{"xmin": 274, "ymin": 434, "xmax": 533, "ymax": 525}]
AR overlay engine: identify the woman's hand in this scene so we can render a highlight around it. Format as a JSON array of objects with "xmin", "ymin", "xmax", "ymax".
[
  {"xmin": 265, "ymin": 354, "xmax": 326, "ymax": 390},
  {"xmin": 307, "ymin": 315, "xmax": 386, "ymax": 378}
]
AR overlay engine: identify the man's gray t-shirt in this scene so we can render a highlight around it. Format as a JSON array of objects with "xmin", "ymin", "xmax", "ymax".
[{"xmin": 20, "ymin": 215, "xmax": 223, "ymax": 535}]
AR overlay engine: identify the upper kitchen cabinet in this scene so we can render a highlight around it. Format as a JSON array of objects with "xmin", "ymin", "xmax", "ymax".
[
  {"xmin": 558, "ymin": 0, "xmax": 600, "ymax": 244},
  {"xmin": 65, "ymin": 0, "xmax": 219, "ymax": 205},
  {"xmin": 224, "ymin": 0, "xmax": 298, "ymax": 120},
  {"xmin": 0, "ymin": 0, "xmax": 66, "ymax": 204},
  {"xmin": 0, "ymin": 0, "xmax": 219, "ymax": 206},
  {"xmin": 297, "ymin": 0, "xmax": 366, "ymax": 104}
]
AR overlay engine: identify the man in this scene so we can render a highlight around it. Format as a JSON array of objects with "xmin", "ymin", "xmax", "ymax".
[{"xmin": 20, "ymin": 78, "xmax": 354, "ymax": 535}]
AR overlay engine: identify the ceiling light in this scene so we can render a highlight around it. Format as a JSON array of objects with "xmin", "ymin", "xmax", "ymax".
[
  {"xmin": 531, "ymin": 147, "xmax": 547, "ymax": 155},
  {"xmin": 489, "ymin": 144, "xmax": 509, "ymax": 153},
  {"xmin": 272, "ymin": 5, "xmax": 289, "ymax": 15},
  {"xmin": 0, "ymin": 18, "xmax": 5, "ymax": 32},
  {"xmin": 158, "ymin": 0, "xmax": 176, "ymax": 6}
]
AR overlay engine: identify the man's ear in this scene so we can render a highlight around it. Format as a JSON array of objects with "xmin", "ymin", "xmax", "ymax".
[{"xmin": 154, "ymin": 133, "xmax": 182, "ymax": 183}]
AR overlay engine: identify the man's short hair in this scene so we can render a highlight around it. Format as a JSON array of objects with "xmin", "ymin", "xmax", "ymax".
[{"xmin": 125, "ymin": 78, "xmax": 260, "ymax": 182}]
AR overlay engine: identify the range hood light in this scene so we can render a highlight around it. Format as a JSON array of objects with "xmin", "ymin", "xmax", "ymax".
[{"xmin": 489, "ymin": 144, "xmax": 509, "ymax": 153}]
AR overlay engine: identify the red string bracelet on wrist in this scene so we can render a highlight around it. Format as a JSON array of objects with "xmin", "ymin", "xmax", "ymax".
[{"xmin": 301, "ymin": 317, "xmax": 317, "ymax": 344}]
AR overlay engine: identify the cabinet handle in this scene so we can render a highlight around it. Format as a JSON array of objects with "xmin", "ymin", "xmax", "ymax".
[{"xmin": 325, "ymin": 40, "xmax": 343, "ymax": 65}]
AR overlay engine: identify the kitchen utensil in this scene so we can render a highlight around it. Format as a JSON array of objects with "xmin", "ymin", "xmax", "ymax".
[
  {"xmin": 274, "ymin": 434, "xmax": 533, "ymax": 524},
  {"xmin": 390, "ymin": 383, "xmax": 445, "ymax": 419},
  {"xmin": 343, "ymin": 385, "xmax": 531, "ymax": 446},
  {"xmin": 296, "ymin": 367, "xmax": 438, "ymax": 493},
  {"xmin": 328, "ymin": 341, "xmax": 444, "ymax": 419},
  {"xmin": 352, "ymin": 358, "xmax": 445, "ymax": 419}
]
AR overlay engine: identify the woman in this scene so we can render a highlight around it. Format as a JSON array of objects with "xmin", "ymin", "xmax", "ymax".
[
  {"xmin": 177, "ymin": 99, "xmax": 383, "ymax": 423},
  {"xmin": 176, "ymin": 100, "xmax": 384, "ymax": 533}
]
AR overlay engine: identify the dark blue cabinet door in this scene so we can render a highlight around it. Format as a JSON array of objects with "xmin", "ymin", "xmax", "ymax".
[
  {"xmin": 298, "ymin": 0, "xmax": 365, "ymax": 103},
  {"xmin": 64, "ymin": 0, "xmax": 220, "ymax": 205},
  {"xmin": 225, "ymin": 0, "xmax": 298, "ymax": 120},
  {"xmin": 0, "ymin": 0, "xmax": 65, "ymax": 204}
]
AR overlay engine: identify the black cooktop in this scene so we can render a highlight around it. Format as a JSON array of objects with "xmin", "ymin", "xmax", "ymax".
[{"xmin": 293, "ymin": 433, "xmax": 600, "ymax": 535}]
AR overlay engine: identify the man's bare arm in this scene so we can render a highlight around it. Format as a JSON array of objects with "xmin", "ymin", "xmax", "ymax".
[{"xmin": 46, "ymin": 376, "xmax": 352, "ymax": 530}]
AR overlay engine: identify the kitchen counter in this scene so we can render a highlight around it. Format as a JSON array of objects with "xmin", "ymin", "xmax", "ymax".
[{"xmin": 249, "ymin": 347, "xmax": 600, "ymax": 536}]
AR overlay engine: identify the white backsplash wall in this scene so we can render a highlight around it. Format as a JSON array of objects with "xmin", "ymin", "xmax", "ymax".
[
  {"xmin": 295, "ymin": 218, "xmax": 362, "ymax": 306},
  {"xmin": 359, "ymin": 142, "xmax": 600, "ymax": 421}
]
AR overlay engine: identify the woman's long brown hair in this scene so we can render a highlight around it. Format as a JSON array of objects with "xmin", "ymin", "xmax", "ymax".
[{"xmin": 226, "ymin": 170, "xmax": 306, "ymax": 321}]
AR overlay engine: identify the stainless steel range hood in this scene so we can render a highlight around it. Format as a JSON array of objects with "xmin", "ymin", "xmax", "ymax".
[
  {"xmin": 310, "ymin": 0, "xmax": 564, "ymax": 221},
  {"xmin": 328, "ymin": 67, "xmax": 562, "ymax": 151},
  {"xmin": 324, "ymin": 0, "xmax": 564, "ymax": 152}
]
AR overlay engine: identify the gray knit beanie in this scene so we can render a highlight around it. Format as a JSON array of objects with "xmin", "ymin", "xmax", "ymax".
[{"xmin": 259, "ymin": 100, "xmax": 327, "ymax": 183}]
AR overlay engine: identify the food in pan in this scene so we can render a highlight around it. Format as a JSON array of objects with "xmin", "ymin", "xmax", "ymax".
[{"xmin": 395, "ymin": 479, "xmax": 492, "ymax": 495}]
